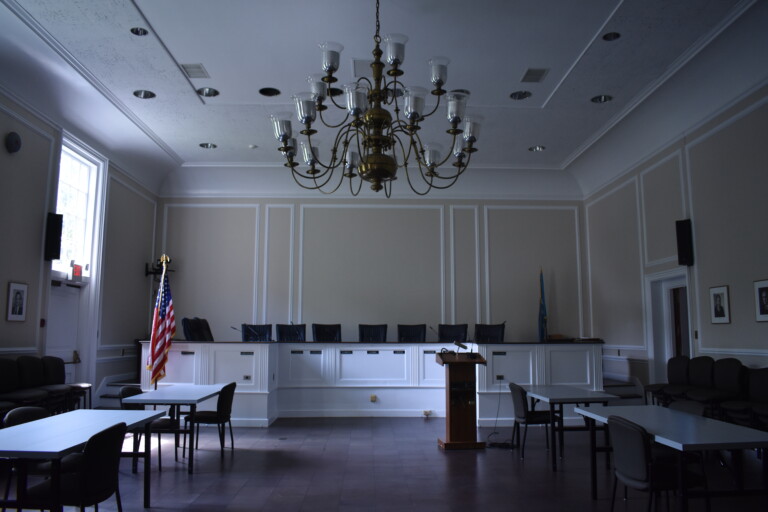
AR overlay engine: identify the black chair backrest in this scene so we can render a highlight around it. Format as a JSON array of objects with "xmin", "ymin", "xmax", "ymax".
[
  {"xmin": 397, "ymin": 324, "xmax": 426, "ymax": 342},
  {"xmin": 312, "ymin": 323, "xmax": 341, "ymax": 342},
  {"xmin": 667, "ymin": 355, "xmax": 690, "ymax": 385},
  {"xmin": 713, "ymin": 357, "xmax": 745, "ymax": 394},
  {"xmin": 41, "ymin": 356, "xmax": 66, "ymax": 385},
  {"xmin": 276, "ymin": 324, "xmax": 306, "ymax": 342},
  {"xmin": 217, "ymin": 382, "xmax": 237, "ymax": 419},
  {"xmin": 474, "ymin": 323, "xmax": 505, "ymax": 343},
  {"xmin": 119, "ymin": 386, "xmax": 144, "ymax": 411},
  {"xmin": 182, "ymin": 317, "xmax": 214, "ymax": 341},
  {"xmin": 438, "ymin": 324, "xmax": 468, "ymax": 343},
  {"xmin": 241, "ymin": 324, "xmax": 272, "ymax": 342},
  {"xmin": 508, "ymin": 383, "xmax": 529, "ymax": 422},
  {"xmin": 748, "ymin": 367, "xmax": 768, "ymax": 402},
  {"xmin": 359, "ymin": 324, "xmax": 387, "ymax": 342},
  {"xmin": 78, "ymin": 422, "xmax": 128, "ymax": 506},
  {"xmin": 607, "ymin": 415, "xmax": 652, "ymax": 487},
  {"xmin": 688, "ymin": 356, "xmax": 714, "ymax": 388},
  {"xmin": 0, "ymin": 358, "xmax": 19, "ymax": 393},
  {"xmin": 16, "ymin": 355, "xmax": 46, "ymax": 388},
  {"xmin": 2, "ymin": 406, "xmax": 50, "ymax": 427}
]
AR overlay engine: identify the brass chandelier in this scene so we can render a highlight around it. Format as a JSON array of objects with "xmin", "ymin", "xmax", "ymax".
[{"xmin": 270, "ymin": 0, "xmax": 480, "ymax": 197}]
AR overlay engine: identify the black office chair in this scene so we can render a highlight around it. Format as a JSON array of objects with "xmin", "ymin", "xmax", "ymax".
[
  {"xmin": 119, "ymin": 386, "xmax": 179, "ymax": 471},
  {"xmin": 24, "ymin": 422, "xmax": 128, "ymax": 512},
  {"xmin": 42, "ymin": 356, "xmax": 91, "ymax": 410},
  {"xmin": 358, "ymin": 324, "xmax": 387, "ymax": 342},
  {"xmin": 607, "ymin": 415, "xmax": 709, "ymax": 512},
  {"xmin": 437, "ymin": 324, "xmax": 468, "ymax": 343},
  {"xmin": 397, "ymin": 324, "xmax": 426, "ymax": 342},
  {"xmin": 275, "ymin": 324, "xmax": 306, "ymax": 341},
  {"xmin": 508, "ymin": 383, "xmax": 551, "ymax": 459},
  {"xmin": 312, "ymin": 323, "xmax": 342, "ymax": 342},
  {"xmin": 184, "ymin": 382, "xmax": 237, "ymax": 456},
  {"xmin": 182, "ymin": 317, "xmax": 214, "ymax": 341},
  {"xmin": 2, "ymin": 407, "xmax": 54, "ymax": 509},
  {"xmin": 646, "ymin": 355, "xmax": 690, "ymax": 405},
  {"xmin": 241, "ymin": 324, "xmax": 272, "ymax": 342},
  {"xmin": 16, "ymin": 356, "xmax": 71, "ymax": 413},
  {"xmin": 474, "ymin": 323, "xmax": 505, "ymax": 343}
]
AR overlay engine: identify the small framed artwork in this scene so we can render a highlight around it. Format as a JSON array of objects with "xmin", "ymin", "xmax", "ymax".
[
  {"xmin": 6, "ymin": 282, "xmax": 28, "ymax": 322},
  {"xmin": 754, "ymin": 280, "xmax": 768, "ymax": 322},
  {"xmin": 709, "ymin": 285, "xmax": 730, "ymax": 324}
]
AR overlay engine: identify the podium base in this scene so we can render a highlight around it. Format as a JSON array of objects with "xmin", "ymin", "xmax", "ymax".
[{"xmin": 438, "ymin": 439, "xmax": 486, "ymax": 450}]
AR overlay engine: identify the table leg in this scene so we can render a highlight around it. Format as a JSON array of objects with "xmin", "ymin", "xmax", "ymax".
[
  {"xmin": 558, "ymin": 404, "xmax": 565, "ymax": 459},
  {"xmin": 143, "ymin": 421, "xmax": 152, "ymax": 508},
  {"xmin": 587, "ymin": 417, "xmax": 598, "ymax": 500},
  {"xmin": 678, "ymin": 451, "xmax": 688, "ymax": 512},
  {"xmin": 188, "ymin": 404, "xmax": 196, "ymax": 474},
  {"xmin": 550, "ymin": 402, "xmax": 557, "ymax": 471}
]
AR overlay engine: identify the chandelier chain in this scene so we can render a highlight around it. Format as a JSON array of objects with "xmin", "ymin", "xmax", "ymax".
[{"xmin": 374, "ymin": 0, "xmax": 381, "ymax": 43}]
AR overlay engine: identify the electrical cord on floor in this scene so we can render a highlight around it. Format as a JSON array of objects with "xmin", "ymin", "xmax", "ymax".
[{"xmin": 486, "ymin": 381, "xmax": 513, "ymax": 448}]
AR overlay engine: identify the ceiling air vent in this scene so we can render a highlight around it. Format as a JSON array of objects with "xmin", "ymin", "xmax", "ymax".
[
  {"xmin": 521, "ymin": 68, "xmax": 549, "ymax": 83},
  {"xmin": 181, "ymin": 63, "xmax": 210, "ymax": 79}
]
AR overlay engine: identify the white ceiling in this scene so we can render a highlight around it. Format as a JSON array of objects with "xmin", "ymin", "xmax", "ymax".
[{"xmin": 0, "ymin": 0, "xmax": 758, "ymax": 197}]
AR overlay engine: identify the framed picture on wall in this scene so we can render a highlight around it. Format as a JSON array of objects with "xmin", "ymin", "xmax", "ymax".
[
  {"xmin": 6, "ymin": 282, "xmax": 28, "ymax": 322},
  {"xmin": 754, "ymin": 280, "xmax": 768, "ymax": 322},
  {"xmin": 709, "ymin": 285, "xmax": 730, "ymax": 324}
]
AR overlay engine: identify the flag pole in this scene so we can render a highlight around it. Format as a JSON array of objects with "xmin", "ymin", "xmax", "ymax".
[{"xmin": 148, "ymin": 254, "xmax": 173, "ymax": 390}]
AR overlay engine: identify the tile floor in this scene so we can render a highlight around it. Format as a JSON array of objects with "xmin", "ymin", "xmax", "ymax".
[{"xmin": 3, "ymin": 417, "xmax": 767, "ymax": 511}]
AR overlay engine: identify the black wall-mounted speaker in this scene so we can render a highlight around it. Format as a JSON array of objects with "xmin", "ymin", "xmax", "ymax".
[
  {"xmin": 675, "ymin": 219, "xmax": 694, "ymax": 266},
  {"xmin": 44, "ymin": 212, "xmax": 63, "ymax": 261}
]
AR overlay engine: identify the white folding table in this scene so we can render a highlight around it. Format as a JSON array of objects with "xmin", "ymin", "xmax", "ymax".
[
  {"xmin": 121, "ymin": 384, "xmax": 223, "ymax": 474},
  {"xmin": 0, "ymin": 408, "xmax": 164, "ymax": 510},
  {"xmin": 575, "ymin": 404, "xmax": 768, "ymax": 510}
]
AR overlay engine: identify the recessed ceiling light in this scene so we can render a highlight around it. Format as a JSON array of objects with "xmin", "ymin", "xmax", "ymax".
[
  {"xmin": 528, "ymin": 145, "xmax": 546, "ymax": 152},
  {"xmin": 259, "ymin": 87, "xmax": 281, "ymax": 97},
  {"xmin": 199, "ymin": 143, "xmax": 217, "ymax": 149},
  {"xmin": 602, "ymin": 32, "xmax": 621, "ymax": 41},
  {"xmin": 591, "ymin": 94, "xmax": 613, "ymax": 103},
  {"xmin": 197, "ymin": 87, "xmax": 220, "ymax": 97},
  {"xmin": 133, "ymin": 90, "xmax": 156, "ymax": 99},
  {"xmin": 130, "ymin": 27, "xmax": 148, "ymax": 36},
  {"xmin": 510, "ymin": 90, "xmax": 532, "ymax": 101}
]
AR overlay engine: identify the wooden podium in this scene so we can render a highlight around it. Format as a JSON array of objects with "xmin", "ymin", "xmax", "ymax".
[{"xmin": 436, "ymin": 351, "xmax": 487, "ymax": 450}]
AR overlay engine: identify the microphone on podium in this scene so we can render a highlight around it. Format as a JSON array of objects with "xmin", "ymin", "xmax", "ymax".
[
  {"xmin": 453, "ymin": 340, "xmax": 467, "ymax": 352},
  {"xmin": 230, "ymin": 326, "xmax": 241, "ymax": 333}
]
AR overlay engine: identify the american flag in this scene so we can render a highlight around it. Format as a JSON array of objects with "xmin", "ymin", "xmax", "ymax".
[{"xmin": 147, "ymin": 271, "xmax": 175, "ymax": 385}]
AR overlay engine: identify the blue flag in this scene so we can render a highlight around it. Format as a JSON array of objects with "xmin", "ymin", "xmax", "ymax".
[{"xmin": 538, "ymin": 270, "xmax": 548, "ymax": 342}]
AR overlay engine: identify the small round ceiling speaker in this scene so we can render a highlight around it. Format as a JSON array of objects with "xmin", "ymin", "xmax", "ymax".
[{"xmin": 5, "ymin": 132, "xmax": 21, "ymax": 153}]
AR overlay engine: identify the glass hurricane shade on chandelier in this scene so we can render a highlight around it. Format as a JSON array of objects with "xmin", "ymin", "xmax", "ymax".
[{"xmin": 270, "ymin": 0, "xmax": 480, "ymax": 197}]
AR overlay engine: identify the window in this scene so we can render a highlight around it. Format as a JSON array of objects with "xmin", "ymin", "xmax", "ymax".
[{"xmin": 52, "ymin": 140, "xmax": 104, "ymax": 278}]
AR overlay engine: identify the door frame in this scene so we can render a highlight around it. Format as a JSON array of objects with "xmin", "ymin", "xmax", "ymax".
[{"xmin": 644, "ymin": 268, "xmax": 690, "ymax": 383}]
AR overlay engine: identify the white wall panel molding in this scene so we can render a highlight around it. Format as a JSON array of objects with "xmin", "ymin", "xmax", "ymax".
[
  {"xmin": 639, "ymin": 150, "xmax": 685, "ymax": 267},
  {"xmin": 483, "ymin": 205, "xmax": 583, "ymax": 339},
  {"xmin": 585, "ymin": 178, "xmax": 641, "ymax": 339},
  {"xmin": 263, "ymin": 204, "xmax": 295, "ymax": 324},
  {"xmin": 449, "ymin": 205, "xmax": 481, "ymax": 323},
  {"xmin": 297, "ymin": 204, "xmax": 445, "ymax": 329}
]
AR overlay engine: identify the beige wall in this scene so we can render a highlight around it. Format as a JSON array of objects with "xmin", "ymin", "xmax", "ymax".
[
  {"xmin": 158, "ymin": 199, "xmax": 584, "ymax": 343},
  {"xmin": 0, "ymin": 95, "xmax": 58, "ymax": 352},
  {"xmin": 585, "ymin": 87, "xmax": 768, "ymax": 370},
  {"xmin": 100, "ymin": 172, "xmax": 157, "ymax": 348}
]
